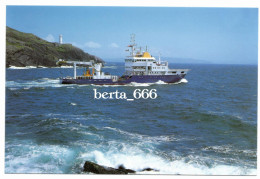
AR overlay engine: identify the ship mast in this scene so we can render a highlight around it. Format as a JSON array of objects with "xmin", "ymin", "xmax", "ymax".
[{"xmin": 127, "ymin": 34, "xmax": 136, "ymax": 57}]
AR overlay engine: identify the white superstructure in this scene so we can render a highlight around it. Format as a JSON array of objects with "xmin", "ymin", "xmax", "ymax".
[
  {"xmin": 124, "ymin": 34, "xmax": 189, "ymax": 76},
  {"xmin": 56, "ymin": 59, "xmax": 118, "ymax": 81}
]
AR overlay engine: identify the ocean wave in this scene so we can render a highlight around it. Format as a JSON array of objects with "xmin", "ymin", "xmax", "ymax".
[
  {"xmin": 8, "ymin": 66, "xmax": 37, "ymax": 69},
  {"xmin": 102, "ymin": 66, "xmax": 117, "ymax": 69},
  {"xmin": 6, "ymin": 78, "xmax": 63, "ymax": 88},
  {"xmin": 91, "ymin": 84, "xmax": 121, "ymax": 87},
  {"xmin": 155, "ymin": 80, "xmax": 168, "ymax": 84},
  {"xmin": 103, "ymin": 127, "xmax": 183, "ymax": 144},
  {"xmin": 90, "ymin": 79, "xmax": 187, "ymax": 87},
  {"xmin": 192, "ymin": 111, "xmax": 256, "ymax": 131},
  {"xmin": 8, "ymin": 88, "xmax": 19, "ymax": 91},
  {"xmin": 5, "ymin": 124, "xmax": 256, "ymax": 175},
  {"xmin": 5, "ymin": 143, "xmax": 74, "ymax": 173},
  {"xmin": 202, "ymin": 145, "xmax": 256, "ymax": 157},
  {"xmin": 51, "ymin": 66, "xmax": 73, "ymax": 68},
  {"xmin": 128, "ymin": 79, "xmax": 188, "ymax": 87},
  {"xmin": 128, "ymin": 82, "xmax": 151, "ymax": 87},
  {"xmin": 79, "ymin": 146, "xmax": 256, "ymax": 175},
  {"xmin": 173, "ymin": 78, "xmax": 188, "ymax": 84}
]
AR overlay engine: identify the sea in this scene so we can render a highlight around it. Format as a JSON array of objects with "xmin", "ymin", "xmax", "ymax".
[{"xmin": 5, "ymin": 62, "xmax": 257, "ymax": 175}]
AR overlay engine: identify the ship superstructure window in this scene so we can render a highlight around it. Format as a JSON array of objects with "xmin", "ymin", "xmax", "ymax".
[{"xmin": 181, "ymin": 71, "xmax": 185, "ymax": 73}]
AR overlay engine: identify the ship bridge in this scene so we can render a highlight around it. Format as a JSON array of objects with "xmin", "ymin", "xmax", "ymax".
[
  {"xmin": 125, "ymin": 51, "xmax": 169, "ymax": 76},
  {"xmin": 124, "ymin": 34, "xmax": 189, "ymax": 76}
]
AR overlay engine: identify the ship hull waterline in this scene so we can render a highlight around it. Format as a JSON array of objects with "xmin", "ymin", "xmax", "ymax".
[{"xmin": 61, "ymin": 74, "xmax": 186, "ymax": 85}]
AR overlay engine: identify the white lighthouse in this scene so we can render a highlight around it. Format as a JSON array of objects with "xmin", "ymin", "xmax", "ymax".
[{"xmin": 59, "ymin": 34, "xmax": 63, "ymax": 44}]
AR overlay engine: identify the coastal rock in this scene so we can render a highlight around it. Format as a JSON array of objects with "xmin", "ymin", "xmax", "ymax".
[
  {"xmin": 83, "ymin": 161, "xmax": 158, "ymax": 174},
  {"xmin": 83, "ymin": 161, "xmax": 135, "ymax": 174},
  {"xmin": 6, "ymin": 26, "xmax": 104, "ymax": 68},
  {"xmin": 141, "ymin": 167, "xmax": 159, "ymax": 172},
  {"xmin": 117, "ymin": 165, "xmax": 136, "ymax": 174}
]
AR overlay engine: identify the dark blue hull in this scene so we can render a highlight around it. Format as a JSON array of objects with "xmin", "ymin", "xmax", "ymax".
[{"xmin": 62, "ymin": 74, "xmax": 186, "ymax": 85}]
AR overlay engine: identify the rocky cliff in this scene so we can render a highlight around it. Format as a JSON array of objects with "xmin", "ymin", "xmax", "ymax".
[{"xmin": 6, "ymin": 26, "xmax": 104, "ymax": 67}]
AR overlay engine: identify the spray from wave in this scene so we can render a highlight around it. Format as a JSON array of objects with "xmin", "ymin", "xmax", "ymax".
[
  {"xmin": 8, "ymin": 66, "xmax": 37, "ymax": 69},
  {"xmin": 6, "ymin": 78, "xmax": 63, "ymax": 89},
  {"xmin": 79, "ymin": 143, "xmax": 256, "ymax": 175}
]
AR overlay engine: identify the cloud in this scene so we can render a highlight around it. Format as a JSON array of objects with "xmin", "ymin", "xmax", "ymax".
[
  {"xmin": 45, "ymin": 34, "xmax": 55, "ymax": 42},
  {"xmin": 84, "ymin": 41, "xmax": 101, "ymax": 48},
  {"xmin": 71, "ymin": 42, "xmax": 83, "ymax": 48},
  {"xmin": 109, "ymin": 43, "xmax": 119, "ymax": 48}
]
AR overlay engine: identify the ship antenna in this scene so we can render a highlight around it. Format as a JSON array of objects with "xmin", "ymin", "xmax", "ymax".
[
  {"xmin": 131, "ymin": 34, "xmax": 135, "ymax": 45},
  {"xmin": 131, "ymin": 34, "xmax": 136, "ymax": 56},
  {"xmin": 159, "ymin": 53, "xmax": 161, "ymax": 65}
]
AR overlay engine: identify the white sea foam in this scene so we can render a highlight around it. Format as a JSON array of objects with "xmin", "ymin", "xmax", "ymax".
[
  {"xmin": 173, "ymin": 78, "xmax": 188, "ymax": 84},
  {"xmin": 60, "ymin": 65, "xmax": 73, "ymax": 68},
  {"xmin": 6, "ymin": 78, "xmax": 63, "ymax": 88},
  {"xmin": 8, "ymin": 66, "xmax": 38, "ymax": 69},
  {"xmin": 5, "ymin": 136, "xmax": 256, "ymax": 175},
  {"xmin": 8, "ymin": 88, "xmax": 19, "ymax": 91},
  {"xmin": 94, "ymin": 127, "xmax": 257, "ymax": 175},
  {"xmin": 103, "ymin": 127, "xmax": 192, "ymax": 145},
  {"xmin": 202, "ymin": 145, "xmax": 256, "ymax": 157},
  {"xmin": 79, "ymin": 146, "xmax": 256, "ymax": 175},
  {"xmin": 155, "ymin": 80, "xmax": 168, "ymax": 84},
  {"xmin": 51, "ymin": 65, "xmax": 74, "ymax": 68},
  {"xmin": 180, "ymin": 78, "xmax": 188, "ymax": 83},
  {"xmin": 5, "ymin": 144, "xmax": 74, "ymax": 173},
  {"xmin": 87, "ymin": 78, "xmax": 187, "ymax": 87},
  {"xmin": 38, "ymin": 66, "xmax": 48, "ymax": 68},
  {"xmin": 128, "ymin": 82, "xmax": 151, "ymax": 87},
  {"xmin": 90, "ymin": 84, "xmax": 121, "ymax": 87},
  {"xmin": 102, "ymin": 66, "xmax": 117, "ymax": 69}
]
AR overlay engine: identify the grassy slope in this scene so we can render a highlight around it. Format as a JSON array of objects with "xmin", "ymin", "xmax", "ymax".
[{"xmin": 6, "ymin": 26, "xmax": 103, "ymax": 67}]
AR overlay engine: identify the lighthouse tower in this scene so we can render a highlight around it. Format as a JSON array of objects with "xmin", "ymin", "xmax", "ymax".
[{"xmin": 59, "ymin": 34, "xmax": 63, "ymax": 44}]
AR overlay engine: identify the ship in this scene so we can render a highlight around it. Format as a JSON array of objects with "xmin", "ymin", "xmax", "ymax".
[{"xmin": 58, "ymin": 35, "xmax": 189, "ymax": 85}]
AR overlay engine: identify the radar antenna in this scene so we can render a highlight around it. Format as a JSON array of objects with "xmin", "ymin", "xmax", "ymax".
[
  {"xmin": 130, "ymin": 34, "xmax": 136, "ymax": 45},
  {"xmin": 129, "ymin": 34, "xmax": 136, "ymax": 57}
]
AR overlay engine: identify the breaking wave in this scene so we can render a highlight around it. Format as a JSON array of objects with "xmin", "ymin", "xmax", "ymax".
[
  {"xmin": 8, "ymin": 66, "xmax": 37, "ymax": 69},
  {"xmin": 6, "ymin": 78, "xmax": 62, "ymax": 89},
  {"xmin": 5, "ymin": 143, "xmax": 74, "ymax": 173},
  {"xmin": 173, "ymin": 78, "xmax": 188, "ymax": 84},
  {"xmin": 79, "ymin": 143, "xmax": 256, "ymax": 175},
  {"xmin": 102, "ymin": 66, "xmax": 117, "ymax": 69}
]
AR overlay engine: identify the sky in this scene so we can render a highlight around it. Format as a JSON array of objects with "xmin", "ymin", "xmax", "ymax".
[{"xmin": 6, "ymin": 6, "xmax": 258, "ymax": 64}]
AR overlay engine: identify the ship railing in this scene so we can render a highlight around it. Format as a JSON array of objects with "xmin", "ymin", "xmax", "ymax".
[
  {"xmin": 169, "ymin": 69, "xmax": 190, "ymax": 71},
  {"xmin": 157, "ymin": 61, "xmax": 167, "ymax": 66},
  {"xmin": 132, "ymin": 69, "xmax": 146, "ymax": 71}
]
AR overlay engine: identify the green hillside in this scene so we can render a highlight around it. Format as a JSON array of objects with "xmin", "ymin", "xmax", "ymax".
[{"xmin": 6, "ymin": 26, "xmax": 103, "ymax": 67}]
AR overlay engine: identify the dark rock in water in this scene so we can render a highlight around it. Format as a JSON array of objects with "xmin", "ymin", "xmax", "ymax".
[
  {"xmin": 83, "ymin": 161, "xmax": 158, "ymax": 174},
  {"xmin": 6, "ymin": 26, "xmax": 104, "ymax": 68},
  {"xmin": 83, "ymin": 161, "xmax": 135, "ymax": 174},
  {"xmin": 141, "ymin": 167, "xmax": 159, "ymax": 172},
  {"xmin": 117, "ymin": 165, "xmax": 135, "ymax": 174}
]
